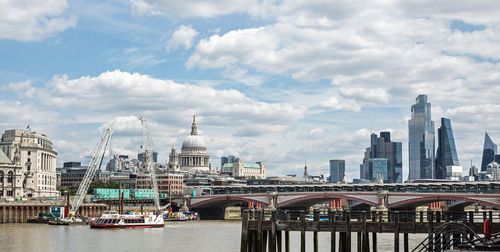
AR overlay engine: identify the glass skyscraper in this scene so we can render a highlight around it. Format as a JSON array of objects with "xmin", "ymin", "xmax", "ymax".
[
  {"xmin": 481, "ymin": 132, "xmax": 497, "ymax": 171},
  {"xmin": 329, "ymin": 160, "xmax": 345, "ymax": 183},
  {"xmin": 435, "ymin": 118, "xmax": 459, "ymax": 179},
  {"xmin": 408, "ymin": 95, "xmax": 435, "ymax": 180},
  {"xmin": 360, "ymin": 131, "xmax": 402, "ymax": 183}
]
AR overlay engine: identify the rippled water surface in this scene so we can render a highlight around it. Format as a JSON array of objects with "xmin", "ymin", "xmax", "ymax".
[{"xmin": 0, "ymin": 221, "xmax": 427, "ymax": 251}]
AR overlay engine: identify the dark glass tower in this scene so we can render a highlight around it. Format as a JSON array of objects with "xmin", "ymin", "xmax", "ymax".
[
  {"xmin": 481, "ymin": 132, "xmax": 497, "ymax": 171},
  {"xmin": 361, "ymin": 131, "xmax": 403, "ymax": 183},
  {"xmin": 408, "ymin": 95, "xmax": 435, "ymax": 180},
  {"xmin": 435, "ymin": 118, "xmax": 459, "ymax": 179},
  {"xmin": 329, "ymin": 160, "xmax": 345, "ymax": 183}
]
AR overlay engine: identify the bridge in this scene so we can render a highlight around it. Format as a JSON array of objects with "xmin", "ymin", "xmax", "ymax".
[{"xmin": 182, "ymin": 182, "xmax": 500, "ymax": 219}]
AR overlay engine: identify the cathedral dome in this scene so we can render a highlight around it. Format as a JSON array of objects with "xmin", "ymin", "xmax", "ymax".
[{"xmin": 182, "ymin": 135, "xmax": 206, "ymax": 149}]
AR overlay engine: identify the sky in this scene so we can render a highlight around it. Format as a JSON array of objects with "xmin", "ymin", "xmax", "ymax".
[{"xmin": 1, "ymin": 0, "xmax": 500, "ymax": 180}]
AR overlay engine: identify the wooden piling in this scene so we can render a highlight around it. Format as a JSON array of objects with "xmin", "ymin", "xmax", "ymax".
[
  {"xmin": 394, "ymin": 212, "xmax": 399, "ymax": 252},
  {"xmin": 285, "ymin": 211, "xmax": 290, "ymax": 252},
  {"xmin": 241, "ymin": 210, "xmax": 249, "ymax": 252},
  {"xmin": 257, "ymin": 210, "xmax": 263, "ymax": 252},
  {"xmin": 314, "ymin": 210, "xmax": 319, "ymax": 252},
  {"xmin": 329, "ymin": 210, "xmax": 336, "ymax": 252},
  {"xmin": 372, "ymin": 232, "xmax": 377, "ymax": 252},
  {"xmin": 271, "ymin": 211, "xmax": 277, "ymax": 252},
  {"xmin": 403, "ymin": 233, "xmax": 408, "ymax": 252},
  {"xmin": 300, "ymin": 211, "xmax": 306, "ymax": 252}
]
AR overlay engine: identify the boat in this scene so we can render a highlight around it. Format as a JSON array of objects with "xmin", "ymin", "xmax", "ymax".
[
  {"xmin": 27, "ymin": 213, "xmax": 56, "ymax": 223},
  {"xmin": 164, "ymin": 211, "xmax": 200, "ymax": 221},
  {"xmin": 48, "ymin": 217, "xmax": 87, "ymax": 225},
  {"xmin": 90, "ymin": 211, "xmax": 164, "ymax": 228}
]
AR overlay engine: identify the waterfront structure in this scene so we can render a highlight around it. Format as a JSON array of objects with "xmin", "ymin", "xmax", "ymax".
[
  {"xmin": 360, "ymin": 132, "xmax": 402, "ymax": 183},
  {"xmin": 221, "ymin": 160, "xmax": 266, "ymax": 179},
  {"xmin": 178, "ymin": 116, "xmax": 210, "ymax": 172},
  {"xmin": 481, "ymin": 132, "xmax": 497, "ymax": 171},
  {"xmin": 0, "ymin": 129, "xmax": 59, "ymax": 197},
  {"xmin": 435, "ymin": 118, "xmax": 460, "ymax": 179},
  {"xmin": 408, "ymin": 95, "xmax": 435, "ymax": 180},
  {"xmin": 136, "ymin": 173, "xmax": 184, "ymax": 195},
  {"xmin": 329, "ymin": 160, "xmax": 345, "ymax": 183}
]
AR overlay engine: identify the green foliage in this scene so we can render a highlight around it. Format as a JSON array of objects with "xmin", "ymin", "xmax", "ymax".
[{"xmin": 88, "ymin": 180, "xmax": 121, "ymax": 194}]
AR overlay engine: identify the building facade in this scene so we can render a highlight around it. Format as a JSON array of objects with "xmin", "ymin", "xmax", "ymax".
[
  {"xmin": 0, "ymin": 129, "xmax": 59, "ymax": 197},
  {"xmin": 221, "ymin": 160, "xmax": 266, "ymax": 179},
  {"xmin": 481, "ymin": 132, "xmax": 497, "ymax": 172},
  {"xmin": 360, "ymin": 132, "xmax": 402, "ymax": 183},
  {"xmin": 178, "ymin": 116, "xmax": 210, "ymax": 172},
  {"xmin": 329, "ymin": 160, "xmax": 345, "ymax": 183},
  {"xmin": 0, "ymin": 149, "xmax": 24, "ymax": 198},
  {"xmin": 435, "ymin": 118, "xmax": 460, "ymax": 179},
  {"xmin": 408, "ymin": 95, "xmax": 435, "ymax": 180},
  {"xmin": 136, "ymin": 173, "xmax": 184, "ymax": 195}
]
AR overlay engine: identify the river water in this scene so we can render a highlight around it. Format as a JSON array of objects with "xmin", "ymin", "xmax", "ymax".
[{"xmin": 0, "ymin": 221, "xmax": 427, "ymax": 252}]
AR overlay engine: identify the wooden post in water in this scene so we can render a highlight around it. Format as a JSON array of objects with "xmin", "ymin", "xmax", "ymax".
[
  {"xmin": 257, "ymin": 210, "xmax": 263, "ymax": 252},
  {"xmin": 241, "ymin": 210, "xmax": 249, "ymax": 252},
  {"xmin": 285, "ymin": 211, "xmax": 290, "ymax": 252},
  {"xmin": 427, "ymin": 210, "xmax": 433, "ymax": 252},
  {"xmin": 271, "ymin": 210, "xmax": 277, "ymax": 252},
  {"xmin": 263, "ymin": 231, "xmax": 268, "ymax": 252},
  {"xmin": 372, "ymin": 232, "xmax": 377, "ymax": 252},
  {"xmin": 300, "ymin": 211, "xmax": 306, "ymax": 252},
  {"xmin": 394, "ymin": 212, "xmax": 399, "ymax": 252},
  {"xmin": 277, "ymin": 230, "xmax": 282, "ymax": 252},
  {"xmin": 329, "ymin": 210, "xmax": 336, "ymax": 252},
  {"xmin": 346, "ymin": 212, "xmax": 351, "ymax": 252},
  {"xmin": 314, "ymin": 209, "xmax": 319, "ymax": 252},
  {"xmin": 362, "ymin": 212, "xmax": 369, "ymax": 252}
]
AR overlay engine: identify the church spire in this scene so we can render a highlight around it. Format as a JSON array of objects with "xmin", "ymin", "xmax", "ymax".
[{"xmin": 191, "ymin": 115, "xmax": 198, "ymax": 135}]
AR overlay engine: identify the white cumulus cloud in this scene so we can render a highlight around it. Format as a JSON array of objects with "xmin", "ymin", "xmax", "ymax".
[{"xmin": 166, "ymin": 25, "xmax": 199, "ymax": 52}]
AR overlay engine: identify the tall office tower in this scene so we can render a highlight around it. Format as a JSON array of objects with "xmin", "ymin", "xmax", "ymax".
[
  {"xmin": 329, "ymin": 160, "xmax": 345, "ymax": 183},
  {"xmin": 360, "ymin": 131, "xmax": 403, "ymax": 183},
  {"xmin": 435, "ymin": 118, "xmax": 460, "ymax": 179},
  {"xmin": 481, "ymin": 132, "xmax": 497, "ymax": 171},
  {"xmin": 408, "ymin": 95, "xmax": 435, "ymax": 180}
]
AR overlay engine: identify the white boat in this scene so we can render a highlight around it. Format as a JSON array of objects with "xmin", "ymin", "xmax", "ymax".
[{"xmin": 90, "ymin": 211, "xmax": 164, "ymax": 229}]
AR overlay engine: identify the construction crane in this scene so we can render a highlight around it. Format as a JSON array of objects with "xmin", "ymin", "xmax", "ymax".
[
  {"xmin": 138, "ymin": 117, "xmax": 161, "ymax": 212},
  {"xmin": 69, "ymin": 128, "xmax": 113, "ymax": 217}
]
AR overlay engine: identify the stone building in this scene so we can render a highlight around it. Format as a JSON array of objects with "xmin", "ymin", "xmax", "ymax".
[
  {"xmin": 0, "ymin": 129, "xmax": 59, "ymax": 197},
  {"xmin": 175, "ymin": 116, "xmax": 210, "ymax": 172},
  {"xmin": 0, "ymin": 149, "xmax": 24, "ymax": 198},
  {"xmin": 221, "ymin": 160, "xmax": 266, "ymax": 179}
]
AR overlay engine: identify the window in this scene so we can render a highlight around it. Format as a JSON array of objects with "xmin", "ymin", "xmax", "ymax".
[
  {"xmin": 27, "ymin": 158, "xmax": 31, "ymax": 162},
  {"xmin": 28, "ymin": 151, "xmax": 31, "ymax": 155},
  {"xmin": 7, "ymin": 171, "xmax": 13, "ymax": 183},
  {"xmin": 7, "ymin": 190, "xmax": 13, "ymax": 196}
]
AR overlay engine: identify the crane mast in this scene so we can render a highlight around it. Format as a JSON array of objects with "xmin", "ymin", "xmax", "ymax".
[
  {"xmin": 70, "ymin": 128, "xmax": 113, "ymax": 216},
  {"xmin": 139, "ymin": 117, "xmax": 161, "ymax": 212}
]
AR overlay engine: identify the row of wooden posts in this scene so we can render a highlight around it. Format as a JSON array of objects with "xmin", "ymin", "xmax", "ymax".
[{"xmin": 240, "ymin": 209, "xmax": 497, "ymax": 252}]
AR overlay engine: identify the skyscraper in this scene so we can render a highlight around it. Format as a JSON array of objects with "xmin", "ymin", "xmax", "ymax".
[
  {"xmin": 329, "ymin": 160, "xmax": 345, "ymax": 183},
  {"xmin": 360, "ymin": 131, "xmax": 403, "ymax": 183},
  {"xmin": 435, "ymin": 118, "xmax": 459, "ymax": 179},
  {"xmin": 481, "ymin": 132, "xmax": 497, "ymax": 171},
  {"xmin": 408, "ymin": 95, "xmax": 435, "ymax": 180}
]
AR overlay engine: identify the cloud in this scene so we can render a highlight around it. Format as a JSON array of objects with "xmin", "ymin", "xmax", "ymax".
[
  {"xmin": 166, "ymin": 25, "xmax": 199, "ymax": 52},
  {"xmin": 319, "ymin": 96, "xmax": 361, "ymax": 112},
  {"xmin": 129, "ymin": 0, "xmax": 259, "ymax": 18},
  {"xmin": 0, "ymin": 0, "xmax": 76, "ymax": 41},
  {"xmin": 339, "ymin": 87, "xmax": 389, "ymax": 104}
]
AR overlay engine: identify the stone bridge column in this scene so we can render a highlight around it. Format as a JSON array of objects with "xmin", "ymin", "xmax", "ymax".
[
  {"xmin": 267, "ymin": 192, "xmax": 278, "ymax": 210},
  {"xmin": 179, "ymin": 196, "xmax": 190, "ymax": 212},
  {"xmin": 376, "ymin": 190, "xmax": 389, "ymax": 210}
]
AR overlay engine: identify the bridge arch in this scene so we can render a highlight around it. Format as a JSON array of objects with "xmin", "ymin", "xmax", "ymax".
[
  {"xmin": 389, "ymin": 195, "xmax": 500, "ymax": 209},
  {"xmin": 190, "ymin": 195, "xmax": 269, "ymax": 209},
  {"xmin": 277, "ymin": 193, "xmax": 378, "ymax": 209}
]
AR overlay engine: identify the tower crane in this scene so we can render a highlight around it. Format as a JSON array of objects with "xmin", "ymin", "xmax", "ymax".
[
  {"xmin": 69, "ymin": 128, "xmax": 113, "ymax": 217},
  {"xmin": 138, "ymin": 117, "xmax": 161, "ymax": 212}
]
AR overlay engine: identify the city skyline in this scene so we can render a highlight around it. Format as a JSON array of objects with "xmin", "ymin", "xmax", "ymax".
[{"xmin": 1, "ymin": 1, "xmax": 500, "ymax": 180}]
